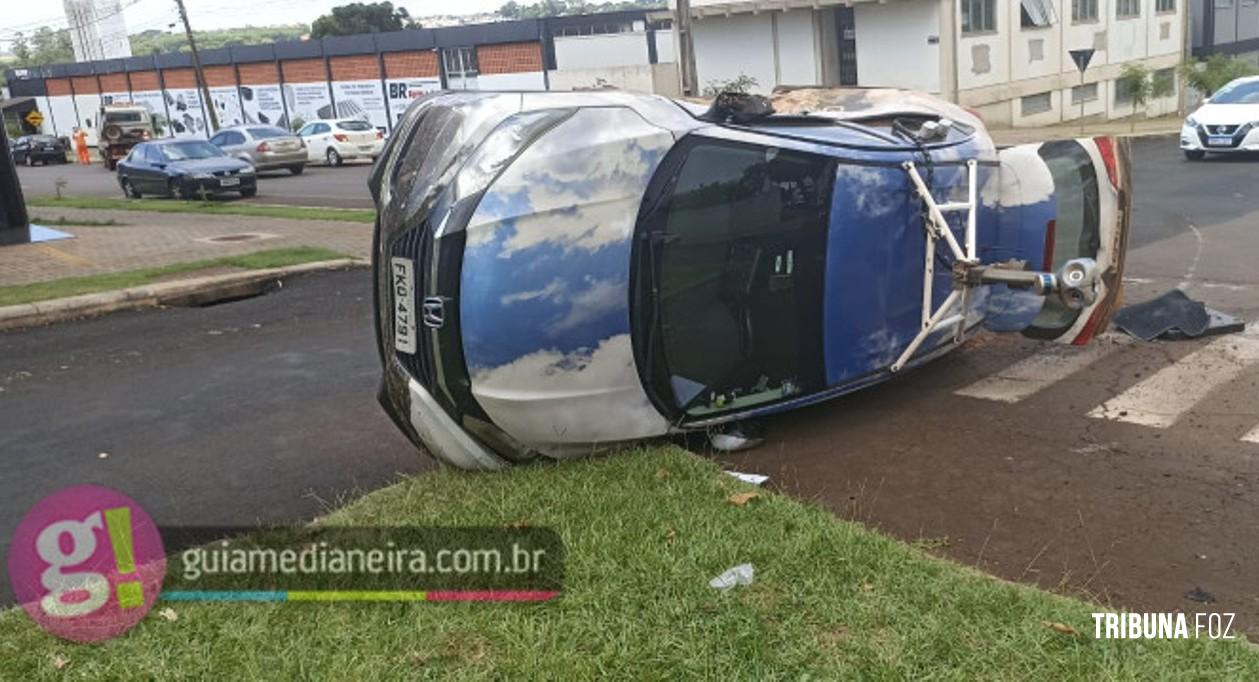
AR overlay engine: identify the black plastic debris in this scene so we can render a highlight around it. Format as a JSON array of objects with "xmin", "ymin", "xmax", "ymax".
[
  {"xmin": 1112, "ymin": 289, "xmax": 1246, "ymax": 341},
  {"xmin": 1185, "ymin": 587, "xmax": 1216, "ymax": 604}
]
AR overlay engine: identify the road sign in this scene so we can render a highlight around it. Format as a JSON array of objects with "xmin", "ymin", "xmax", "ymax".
[
  {"xmin": 24, "ymin": 110, "xmax": 44, "ymax": 128},
  {"xmin": 1069, "ymin": 49, "xmax": 1095, "ymax": 75}
]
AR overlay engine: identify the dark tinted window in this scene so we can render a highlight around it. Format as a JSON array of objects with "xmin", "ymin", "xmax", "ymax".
[
  {"xmin": 647, "ymin": 140, "xmax": 833, "ymax": 417},
  {"xmin": 159, "ymin": 141, "xmax": 224, "ymax": 161},
  {"xmin": 105, "ymin": 111, "xmax": 144, "ymax": 123},
  {"xmin": 336, "ymin": 120, "xmax": 373, "ymax": 131}
]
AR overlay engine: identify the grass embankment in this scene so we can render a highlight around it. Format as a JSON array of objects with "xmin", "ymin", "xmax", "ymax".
[
  {"xmin": 26, "ymin": 196, "xmax": 375, "ymax": 224},
  {"xmin": 1, "ymin": 447, "xmax": 1255, "ymax": 679},
  {"xmin": 0, "ymin": 247, "xmax": 348, "ymax": 307}
]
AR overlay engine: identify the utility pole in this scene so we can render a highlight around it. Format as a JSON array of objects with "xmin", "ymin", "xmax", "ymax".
[
  {"xmin": 674, "ymin": 0, "xmax": 698, "ymax": 97},
  {"xmin": 174, "ymin": 0, "xmax": 220, "ymax": 133}
]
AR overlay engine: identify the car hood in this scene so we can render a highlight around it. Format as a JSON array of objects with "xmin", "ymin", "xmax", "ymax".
[
  {"xmin": 168, "ymin": 157, "xmax": 250, "ymax": 173},
  {"xmin": 1190, "ymin": 102, "xmax": 1259, "ymax": 125}
]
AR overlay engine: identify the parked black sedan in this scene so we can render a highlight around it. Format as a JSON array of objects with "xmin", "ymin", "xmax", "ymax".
[
  {"xmin": 117, "ymin": 139, "xmax": 256, "ymax": 199},
  {"xmin": 11, "ymin": 135, "xmax": 68, "ymax": 166}
]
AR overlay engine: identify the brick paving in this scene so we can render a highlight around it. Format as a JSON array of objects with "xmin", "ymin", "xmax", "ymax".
[{"xmin": 1, "ymin": 208, "xmax": 370, "ymax": 287}]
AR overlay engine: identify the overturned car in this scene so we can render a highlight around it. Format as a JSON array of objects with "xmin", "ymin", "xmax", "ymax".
[{"xmin": 369, "ymin": 88, "xmax": 1130, "ymax": 470}]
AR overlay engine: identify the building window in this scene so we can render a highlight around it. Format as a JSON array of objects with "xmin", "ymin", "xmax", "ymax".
[
  {"xmin": 1115, "ymin": 81, "xmax": 1132, "ymax": 106},
  {"xmin": 1022, "ymin": 92, "xmax": 1053, "ymax": 116},
  {"xmin": 1071, "ymin": 82, "xmax": 1099, "ymax": 104},
  {"xmin": 1154, "ymin": 68, "xmax": 1176, "ymax": 95},
  {"xmin": 557, "ymin": 22, "xmax": 634, "ymax": 37},
  {"xmin": 961, "ymin": 0, "xmax": 996, "ymax": 34},
  {"xmin": 1021, "ymin": 0, "xmax": 1057, "ymax": 28},
  {"xmin": 1116, "ymin": 0, "xmax": 1141, "ymax": 18},
  {"xmin": 1156, "ymin": 0, "xmax": 1176, "ymax": 11},
  {"xmin": 1072, "ymin": 0, "xmax": 1099, "ymax": 22}
]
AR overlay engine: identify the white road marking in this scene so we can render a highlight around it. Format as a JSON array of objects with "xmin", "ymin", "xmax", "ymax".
[
  {"xmin": 1089, "ymin": 325, "xmax": 1259, "ymax": 428},
  {"xmin": 1242, "ymin": 425, "xmax": 1259, "ymax": 445},
  {"xmin": 1178, "ymin": 223, "xmax": 1204, "ymax": 291},
  {"xmin": 955, "ymin": 339, "xmax": 1126, "ymax": 404}
]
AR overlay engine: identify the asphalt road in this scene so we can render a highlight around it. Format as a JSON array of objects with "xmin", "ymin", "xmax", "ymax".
[
  {"xmin": 5, "ymin": 136, "xmax": 1259, "ymax": 626},
  {"xmin": 15, "ymin": 158, "xmax": 376, "ymax": 209}
]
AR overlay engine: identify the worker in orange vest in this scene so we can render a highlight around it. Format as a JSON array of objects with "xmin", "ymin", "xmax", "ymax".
[{"xmin": 72, "ymin": 127, "xmax": 91, "ymax": 164}]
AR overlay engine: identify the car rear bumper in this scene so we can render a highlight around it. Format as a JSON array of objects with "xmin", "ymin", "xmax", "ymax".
[
  {"xmin": 252, "ymin": 150, "xmax": 307, "ymax": 169},
  {"xmin": 333, "ymin": 140, "xmax": 384, "ymax": 159}
]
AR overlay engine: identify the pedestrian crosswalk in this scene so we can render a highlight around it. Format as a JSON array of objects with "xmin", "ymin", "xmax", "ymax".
[{"xmin": 954, "ymin": 323, "xmax": 1259, "ymax": 444}]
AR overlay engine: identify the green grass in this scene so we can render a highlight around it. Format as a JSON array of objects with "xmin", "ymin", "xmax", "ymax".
[
  {"xmin": 26, "ymin": 196, "xmax": 376, "ymax": 224},
  {"xmin": 1, "ymin": 447, "xmax": 1255, "ymax": 679},
  {"xmin": 0, "ymin": 247, "xmax": 348, "ymax": 307},
  {"xmin": 30, "ymin": 215, "xmax": 126, "ymax": 227}
]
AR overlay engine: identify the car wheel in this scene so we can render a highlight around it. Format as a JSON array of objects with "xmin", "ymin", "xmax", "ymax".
[
  {"xmin": 288, "ymin": 164, "xmax": 304, "ymax": 175},
  {"xmin": 1184, "ymin": 150, "xmax": 1206, "ymax": 161},
  {"xmin": 239, "ymin": 187, "xmax": 257, "ymax": 198},
  {"xmin": 326, "ymin": 148, "xmax": 342, "ymax": 167},
  {"xmin": 120, "ymin": 178, "xmax": 141, "ymax": 199}
]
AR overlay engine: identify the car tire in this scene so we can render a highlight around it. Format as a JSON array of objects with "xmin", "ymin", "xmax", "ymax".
[
  {"xmin": 288, "ymin": 165, "xmax": 304, "ymax": 175},
  {"xmin": 121, "ymin": 178, "xmax": 141, "ymax": 199},
  {"xmin": 239, "ymin": 187, "xmax": 257, "ymax": 198},
  {"xmin": 326, "ymin": 148, "xmax": 342, "ymax": 167},
  {"xmin": 1184, "ymin": 150, "xmax": 1206, "ymax": 161}
]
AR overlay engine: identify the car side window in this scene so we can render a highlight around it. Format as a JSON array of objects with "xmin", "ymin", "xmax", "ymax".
[
  {"xmin": 209, "ymin": 133, "xmax": 226, "ymax": 146},
  {"xmin": 314, "ymin": 123, "xmax": 330, "ymax": 134},
  {"xmin": 296, "ymin": 124, "xmax": 313, "ymax": 137},
  {"xmin": 146, "ymin": 146, "xmax": 164, "ymax": 164}
]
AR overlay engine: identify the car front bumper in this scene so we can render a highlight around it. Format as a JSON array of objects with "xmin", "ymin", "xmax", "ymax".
[
  {"xmin": 176, "ymin": 174, "xmax": 257, "ymax": 195},
  {"xmin": 1180, "ymin": 123, "xmax": 1259, "ymax": 152}
]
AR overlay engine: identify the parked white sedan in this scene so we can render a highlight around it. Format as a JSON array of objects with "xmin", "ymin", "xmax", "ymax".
[
  {"xmin": 296, "ymin": 118, "xmax": 385, "ymax": 166},
  {"xmin": 1180, "ymin": 75, "xmax": 1259, "ymax": 160}
]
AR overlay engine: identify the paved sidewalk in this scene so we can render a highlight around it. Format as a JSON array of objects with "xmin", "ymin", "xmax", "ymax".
[
  {"xmin": 988, "ymin": 114, "xmax": 1182, "ymax": 145},
  {"xmin": 1, "ymin": 207, "xmax": 371, "ymax": 287}
]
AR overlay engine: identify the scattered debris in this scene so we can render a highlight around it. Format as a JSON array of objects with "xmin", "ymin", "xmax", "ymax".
[
  {"xmin": 663, "ymin": 528, "xmax": 677, "ymax": 545},
  {"xmin": 157, "ymin": 607, "xmax": 178, "ymax": 622},
  {"xmin": 1113, "ymin": 290, "xmax": 1245, "ymax": 341},
  {"xmin": 50, "ymin": 654, "xmax": 70, "ymax": 670},
  {"xmin": 1185, "ymin": 587, "xmax": 1216, "ymax": 603},
  {"xmin": 724, "ymin": 471, "xmax": 769, "ymax": 486},
  {"xmin": 709, "ymin": 421, "xmax": 765, "ymax": 452},
  {"xmin": 98, "ymin": 452, "xmax": 109, "ymax": 459},
  {"xmin": 727, "ymin": 491, "xmax": 760, "ymax": 506},
  {"xmin": 709, "ymin": 563, "xmax": 755, "ymax": 592},
  {"xmin": 1044, "ymin": 621, "xmax": 1078, "ymax": 635},
  {"xmin": 655, "ymin": 468, "xmax": 670, "ymax": 481}
]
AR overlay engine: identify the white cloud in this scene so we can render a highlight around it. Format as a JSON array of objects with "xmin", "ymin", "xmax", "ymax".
[
  {"xmin": 548, "ymin": 277, "xmax": 624, "ymax": 334},
  {"xmin": 501, "ymin": 278, "xmax": 565, "ymax": 306},
  {"xmin": 470, "ymin": 334, "xmax": 670, "ymax": 450}
]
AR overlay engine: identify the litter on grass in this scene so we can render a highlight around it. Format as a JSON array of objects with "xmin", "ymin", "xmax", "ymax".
[
  {"xmin": 1113, "ymin": 289, "xmax": 1245, "ymax": 341},
  {"xmin": 709, "ymin": 563, "xmax": 755, "ymax": 592},
  {"xmin": 724, "ymin": 471, "xmax": 769, "ymax": 486}
]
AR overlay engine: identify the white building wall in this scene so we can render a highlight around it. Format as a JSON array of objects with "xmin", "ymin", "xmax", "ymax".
[
  {"xmin": 548, "ymin": 64, "xmax": 657, "ymax": 93},
  {"xmin": 655, "ymin": 29, "xmax": 676, "ymax": 63},
  {"xmin": 776, "ymin": 10, "xmax": 819, "ymax": 85},
  {"xmin": 692, "ymin": 13, "xmax": 778, "ymax": 94},
  {"xmin": 853, "ymin": 1, "xmax": 940, "ymax": 93},
  {"xmin": 956, "ymin": 1, "xmax": 1012, "ymax": 91},
  {"xmin": 555, "ymin": 33, "xmax": 651, "ymax": 70}
]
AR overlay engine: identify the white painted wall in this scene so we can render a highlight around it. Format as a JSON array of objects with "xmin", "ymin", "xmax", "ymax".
[
  {"xmin": 548, "ymin": 65, "xmax": 656, "ymax": 93},
  {"xmin": 956, "ymin": 2, "xmax": 1012, "ymax": 91},
  {"xmin": 476, "ymin": 72, "xmax": 547, "ymax": 91},
  {"xmin": 692, "ymin": 13, "xmax": 777, "ymax": 94},
  {"xmin": 655, "ymin": 28, "xmax": 676, "ymax": 63},
  {"xmin": 776, "ymin": 9, "xmax": 819, "ymax": 86},
  {"xmin": 854, "ymin": 1, "xmax": 940, "ymax": 93},
  {"xmin": 555, "ymin": 32, "xmax": 650, "ymax": 70}
]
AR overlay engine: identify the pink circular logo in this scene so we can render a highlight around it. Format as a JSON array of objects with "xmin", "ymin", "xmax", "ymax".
[{"xmin": 7, "ymin": 485, "xmax": 166, "ymax": 643}]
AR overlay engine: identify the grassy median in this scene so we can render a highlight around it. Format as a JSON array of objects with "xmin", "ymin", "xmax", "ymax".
[
  {"xmin": 26, "ymin": 197, "xmax": 376, "ymax": 224},
  {"xmin": 0, "ymin": 247, "xmax": 349, "ymax": 307},
  {"xmin": 1, "ymin": 447, "xmax": 1255, "ymax": 679}
]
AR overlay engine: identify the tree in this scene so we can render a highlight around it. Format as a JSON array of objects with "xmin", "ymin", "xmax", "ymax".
[
  {"xmin": 1179, "ymin": 54, "xmax": 1259, "ymax": 98},
  {"xmin": 1117, "ymin": 63, "xmax": 1152, "ymax": 132},
  {"xmin": 497, "ymin": 0, "xmax": 662, "ymax": 19},
  {"xmin": 310, "ymin": 2, "xmax": 418, "ymax": 38},
  {"xmin": 129, "ymin": 25, "xmax": 306, "ymax": 56},
  {"xmin": 11, "ymin": 27, "xmax": 74, "ymax": 68},
  {"xmin": 702, "ymin": 74, "xmax": 758, "ymax": 97}
]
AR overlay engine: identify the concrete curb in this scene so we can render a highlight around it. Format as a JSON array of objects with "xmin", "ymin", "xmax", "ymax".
[
  {"xmin": 0, "ymin": 259, "xmax": 367, "ymax": 332},
  {"xmin": 990, "ymin": 128, "xmax": 1179, "ymax": 146}
]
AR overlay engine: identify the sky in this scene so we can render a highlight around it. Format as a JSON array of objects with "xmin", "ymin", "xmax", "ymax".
[{"xmin": 0, "ymin": 0, "xmax": 505, "ymax": 49}]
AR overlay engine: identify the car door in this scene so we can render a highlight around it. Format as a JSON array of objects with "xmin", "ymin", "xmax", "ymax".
[
  {"xmin": 296, "ymin": 123, "xmax": 318, "ymax": 161},
  {"xmin": 138, "ymin": 145, "xmax": 168, "ymax": 193},
  {"xmin": 987, "ymin": 137, "xmax": 1131, "ymax": 345}
]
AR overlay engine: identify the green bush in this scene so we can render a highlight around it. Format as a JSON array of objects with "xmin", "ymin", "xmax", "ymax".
[{"xmin": 1179, "ymin": 54, "xmax": 1259, "ymax": 97}]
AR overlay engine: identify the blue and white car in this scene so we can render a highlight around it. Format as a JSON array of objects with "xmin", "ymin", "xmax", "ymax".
[{"xmin": 370, "ymin": 89, "xmax": 1131, "ymax": 469}]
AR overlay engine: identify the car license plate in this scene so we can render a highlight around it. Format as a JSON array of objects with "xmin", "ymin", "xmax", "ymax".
[
  {"xmin": 1207, "ymin": 135, "xmax": 1233, "ymax": 147},
  {"xmin": 359, "ymin": 145, "xmax": 373, "ymax": 151},
  {"xmin": 391, "ymin": 257, "xmax": 417, "ymax": 354},
  {"xmin": 220, "ymin": 177, "xmax": 240, "ymax": 187}
]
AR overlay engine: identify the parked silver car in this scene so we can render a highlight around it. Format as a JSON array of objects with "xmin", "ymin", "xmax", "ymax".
[{"xmin": 209, "ymin": 125, "xmax": 307, "ymax": 175}]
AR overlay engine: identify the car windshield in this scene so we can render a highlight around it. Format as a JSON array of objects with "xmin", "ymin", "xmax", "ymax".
[
  {"xmin": 160, "ymin": 141, "xmax": 225, "ymax": 161},
  {"xmin": 1210, "ymin": 81, "xmax": 1259, "ymax": 104},
  {"xmin": 247, "ymin": 126, "xmax": 289, "ymax": 138},
  {"xmin": 30, "ymin": 136, "xmax": 58, "ymax": 144},
  {"xmin": 336, "ymin": 120, "xmax": 373, "ymax": 131},
  {"xmin": 105, "ymin": 111, "xmax": 145, "ymax": 123}
]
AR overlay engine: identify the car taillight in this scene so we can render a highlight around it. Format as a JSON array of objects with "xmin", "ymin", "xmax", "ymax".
[
  {"xmin": 1093, "ymin": 136, "xmax": 1120, "ymax": 191},
  {"xmin": 334, "ymin": 134, "xmax": 349, "ymax": 143},
  {"xmin": 375, "ymin": 130, "xmax": 384, "ymax": 139},
  {"xmin": 256, "ymin": 141, "xmax": 271, "ymax": 152}
]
